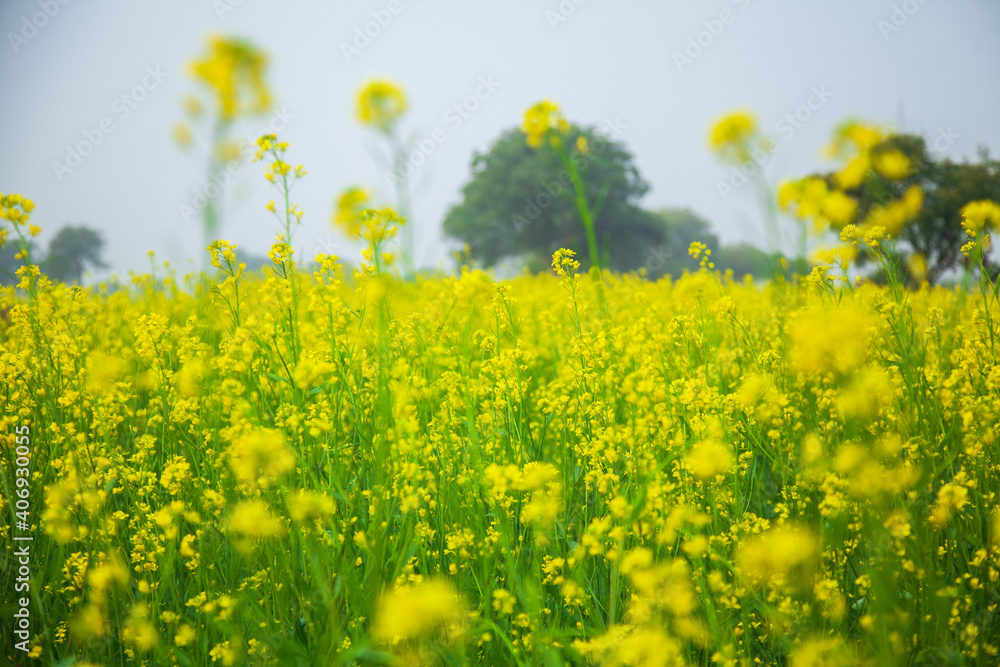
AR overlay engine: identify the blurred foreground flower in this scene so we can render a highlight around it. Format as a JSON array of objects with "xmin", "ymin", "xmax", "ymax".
[
  {"xmin": 738, "ymin": 525, "xmax": 819, "ymax": 588},
  {"xmin": 372, "ymin": 578, "xmax": 468, "ymax": 645}
]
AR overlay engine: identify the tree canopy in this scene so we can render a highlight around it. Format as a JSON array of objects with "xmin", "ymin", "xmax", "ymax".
[
  {"xmin": 820, "ymin": 134, "xmax": 1000, "ymax": 283},
  {"xmin": 443, "ymin": 126, "xmax": 667, "ymax": 273},
  {"xmin": 45, "ymin": 225, "xmax": 108, "ymax": 283}
]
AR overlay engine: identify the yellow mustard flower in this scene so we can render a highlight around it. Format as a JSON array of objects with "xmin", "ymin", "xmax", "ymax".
[
  {"xmin": 356, "ymin": 79, "xmax": 407, "ymax": 132},
  {"xmin": 708, "ymin": 110, "xmax": 758, "ymax": 163},
  {"xmin": 190, "ymin": 35, "xmax": 271, "ymax": 120},
  {"xmin": 521, "ymin": 99, "xmax": 569, "ymax": 148}
]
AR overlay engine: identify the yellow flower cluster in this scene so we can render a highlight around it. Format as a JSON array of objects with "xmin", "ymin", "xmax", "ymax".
[
  {"xmin": 781, "ymin": 121, "xmax": 923, "ymax": 242},
  {"xmin": 708, "ymin": 110, "xmax": 758, "ymax": 164},
  {"xmin": 0, "ymin": 192, "xmax": 34, "ymax": 227},
  {"xmin": 779, "ymin": 178, "xmax": 858, "ymax": 232},
  {"xmin": 521, "ymin": 99, "xmax": 569, "ymax": 148},
  {"xmin": 960, "ymin": 199, "xmax": 1000, "ymax": 234},
  {"xmin": 189, "ymin": 35, "xmax": 271, "ymax": 120},
  {"xmin": 333, "ymin": 186, "xmax": 371, "ymax": 238},
  {"xmin": 355, "ymin": 79, "xmax": 408, "ymax": 132}
]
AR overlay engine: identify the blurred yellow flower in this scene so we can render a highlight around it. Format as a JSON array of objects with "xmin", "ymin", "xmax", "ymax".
[
  {"xmin": 960, "ymin": 199, "xmax": 1000, "ymax": 234},
  {"xmin": 71, "ymin": 604, "xmax": 107, "ymax": 641},
  {"xmin": 825, "ymin": 120, "xmax": 882, "ymax": 159},
  {"xmin": 226, "ymin": 500, "xmax": 285, "ymax": 551},
  {"xmin": 372, "ymin": 578, "xmax": 468, "ymax": 644},
  {"xmin": 121, "ymin": 605, "xmax": 159, "ymax": 653},
  {"xmin": 333, "ymin": 186, "xmax": 371, "ymax": 238},
  {"xmin": 833, "ymin": 153, "xmax": 870, "ymax": 190},
  {"xmin": 686, "ymin": 437, "xmax": 733, "ymax": 481},
  {"xmin": 821, "ymin": 190, "xmax": 858, "ymax": 227},
  {"xmin": 356, "ymin": 79, "xmax": 407, "ymax": 132},
  {"xmin": 906, "ymin": 251, "xmax": 928, "ymax": 282},
  {"xmin": 709, "ymin": 110, "xmax": 757, "ymax": 163},
  {"xmin": 172, "ymin": 122, "xmax": 193, "ymax": 147},
  {"xmin": 860, "ymin": 185, "xmax": 923, "ymax": 236},
  {"xmin": 190, "ymin": 35, "xmax": 271, "ymax": 120},
  {"xmin": 788, "ymin": 305, "xmax": 874, "ymax": 377},
  {"xmin": 86, "ymin": 351, "xmax": 127, "ymax": 394},
  {"xmin": 287, "ymin": 490, "xmax": 336, "ymax": 524},
  {"xmin": 521, "ymin": 99, "xmax": 569, "ymax": 148},
  {"xmin": 183, "ymin": 94, "xmax": 204, "ymax": 117},
  {"xmin": 174, "ymin": 624, "xmax": 197, "ymax": 647},
  {"xmin": 790, "ymin": 636, "xmax": 859, "ymax": 667},
  {"xmin": 227, "ymin": 428, "xmax": 296, "ymax": 490},
  {"xmin": 873, "ymin": 149, "xmax": 911, "ymax": 180},
  {"xmin": 739, "ymin": 525, "xmax": 819, "ymax": 587}
]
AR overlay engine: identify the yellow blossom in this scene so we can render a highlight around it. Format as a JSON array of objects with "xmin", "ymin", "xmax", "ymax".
[
  {"xmin": 190, "ymin": 35, "xmax": 270, "ymax": 120},
  {"xmin": 873, "ymin": 149, "xmax": 911, "ymax": 179},
  {"xmin": 521, "ymin": 99, "xmax": 569, "ymax": 148},
  {"xmin": 372, "ymin": 578, "xmax": 467, "ymax": 644},
  {"xmin": 356, "ymin": 79, "xmax": 407, "ymax": 132},
  {"xmin": 709, "ymin": 110, "xmax": 758, "ymax": 163}
]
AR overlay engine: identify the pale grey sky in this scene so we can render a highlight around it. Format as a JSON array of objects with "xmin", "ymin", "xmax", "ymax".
[{"xmin": 2, "ymin": 0, "xmax": 999, "ymax": 278}]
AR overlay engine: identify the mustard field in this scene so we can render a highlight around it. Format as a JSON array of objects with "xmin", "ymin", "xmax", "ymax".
[{"xmin": 2, "ymin": 240, "xmax": 1000, "ymax": 665}]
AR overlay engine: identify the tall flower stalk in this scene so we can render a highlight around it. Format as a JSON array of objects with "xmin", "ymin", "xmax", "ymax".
[
  {"xmin": 354, "ymin": 79, "xmax": 414, "ymax": 278},
  {"xmin": 176, "ymin": 35, "xmax": 272, "ymax": 268},
  {"xmin": 521, "ymin": 101, "xmax": 605, "ymax": 276},
  {"xmin": 254, "ymin": 133, "xmax": 307, "ymax": 368}
]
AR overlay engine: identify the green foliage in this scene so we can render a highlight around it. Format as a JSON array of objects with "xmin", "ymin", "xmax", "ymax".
[
  {"xmin": 443, "ymin": 127, "xmax": 662, "ymax": 273},
  {"xmin": 826, "ymin": 134, "xmax": 1000, "ymax": 283},
  {"xmin": 44, "ymin": 225, "xmax": 108, "ymax": 284},
  {"xmin": 713, "ymin": 242, "xmax": 772, "ymax": 280},
  {"xmin": 644, "ymin": 208, "xmax": 720, "ymax": 279},
  {"xmin": 0, "ymin": 242, "xmax": 21, "ymax": 286}
]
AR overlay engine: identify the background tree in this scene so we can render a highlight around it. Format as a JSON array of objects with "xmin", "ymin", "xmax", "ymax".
[
  {"xmin": 45, "ymin": 225, "xmax": 108, "ymax": 283},
  {"xmin": 0, "ymin": 243, "xmax": 21, "ymax": 286},
  {"xmin": 443, "ymin": 126, "xmax": 666, "ymax": 274},
  {"xmin": 818, "ymin": 133, "xmax": 1000, "ymax": 283},
  {"xmin": 713, "ymin": 242, "xmax": 773, "ymax": 280},
  {"xmin": 644, "ymin": 208, "xmax": 720, "ymax": 278}
]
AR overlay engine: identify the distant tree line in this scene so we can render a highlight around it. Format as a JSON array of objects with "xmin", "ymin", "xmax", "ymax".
[
  {"xmin": 1, "ymin": 225, "xmax": 108, "ymax": 286},
  {"xmin": 443, "ymin": 125, "xmax": 999, "ymax": 283}
]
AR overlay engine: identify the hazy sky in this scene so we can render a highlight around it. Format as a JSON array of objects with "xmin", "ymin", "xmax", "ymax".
[{"xmin": 2, "ymin": 0, "xmax": 999, "ymax": 278}]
